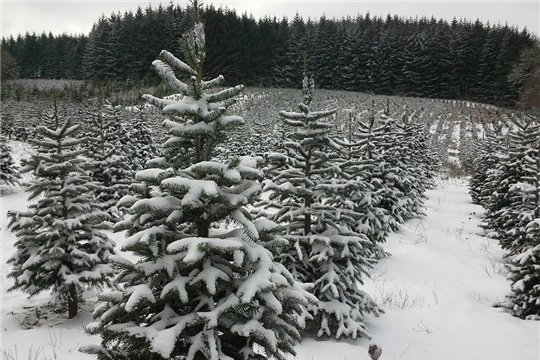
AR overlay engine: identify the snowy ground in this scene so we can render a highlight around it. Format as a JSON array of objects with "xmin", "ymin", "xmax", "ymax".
[{"xmin": 1, "ymin": 142, "xmax": 538, "ymax": 360}]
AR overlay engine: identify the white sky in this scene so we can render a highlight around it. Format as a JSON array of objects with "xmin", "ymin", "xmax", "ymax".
[{"xmin": 1, "ymin": 0, "xmax": 539, "ymax": 39}]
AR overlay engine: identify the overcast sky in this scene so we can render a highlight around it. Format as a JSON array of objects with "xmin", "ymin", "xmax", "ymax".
[{"xmin": 1, "ymin": 0, "xmax": 539, "ymax": 39}]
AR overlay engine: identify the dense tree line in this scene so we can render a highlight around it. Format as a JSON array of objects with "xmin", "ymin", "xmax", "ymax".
[
  {"xmin": 2, "ymin": 3, "xmax": 537, "ymax": 107},
  {"xmin": 1, "ymin": 32, "xmax": 87, "ymax": 79}
]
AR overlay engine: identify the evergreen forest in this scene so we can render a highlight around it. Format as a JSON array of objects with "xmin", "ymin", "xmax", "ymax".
[{"xmin": 2, "ymin": 3, "xmax": 539, "ymax": 108}]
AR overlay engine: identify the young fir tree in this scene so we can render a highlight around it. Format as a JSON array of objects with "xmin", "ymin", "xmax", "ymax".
[
  {"xmin": 365, "ymin": 112, "xmax": 419, "ymax": 226},
  {"xmin": 83, "ymin": 100, "xmax": 133, "ymax": 218},
  {"xmin": 458, "ymin": 114, "xmax": 476, "ymax": 173},
  {"xmin": 506, "ymin": 222, "xmax": 540, "ymax": 319},
  {"xmin": 334, "ymin": 109, "xmax": 394, "ymax": 255},
  {"xmin": 505, "ymin": 156, "xmax": 540, "ymax": 319},
  {"xmin": 121, "ymin": 106, "xmax": 161, "ymax": 171},
  {"xmin": 6, "ymin": 105, "xmax": 115, "ymax": 319},
  {"xmin": 482, "ymin": 116, "xmax": 539, "ymax": 252},
  {"xmin": 358, "ymin": 109, "xmax": 402, "ymax": 230},
  {"xmin": 469, "ymin": 119, "xmax": 506, "ymax": 206},
  {"xmin": 505, "ymin": 121, "xmax": 540, "ymax": 318},
  {"xmin": 258, "ymin": 74, "xmax": 381, "ymax": 340},
  {"xmin": 392, "ymin": 110, "xmax": 432, "ymax": 216},
  {"xmin": 82, "ymin": 3, "xmax": 315, "ymax": 359},
  {"xmin": 0, "ymin": 135, "xmax": 21, "ymax": 188},
  {"xmin": 496, "ymin": 116, "xmax": 539, "ymax": 255}
]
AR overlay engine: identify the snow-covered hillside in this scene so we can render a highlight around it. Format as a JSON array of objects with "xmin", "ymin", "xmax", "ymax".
[{"xmin": 1, "ymin": 140, "xmax": 537, "ymax": 359}]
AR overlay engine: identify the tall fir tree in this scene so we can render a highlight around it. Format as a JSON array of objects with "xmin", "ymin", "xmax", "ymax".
[
  {"xmin": 505, "ymin": 172, "xmax": 540, "ymax": 318},
  {"xmin": 504, "ymin": 117, "xmax": 540, "ymax": 318},
  {"xmin": 482, "ymin": 115, "xmax": 539, "ymax": 253},
  {"xmin": 121, "ymin": 106, "xmax": 161, "ymax": 172},
  {"xmin": 496, "ymin": 116, "xmax": 539, "ymax": 255},
  {"xmin": 394, "ymin": 109, "xmax": 435, "ymax": 206},
  {"xmin": 334, "ymin": 108, "xmax": 394, "ymax": 254},
  {"xmin": 258, "ymin": 73, "xmax": 381, "ymax": 340},
  {"xmin": 6, "ymin": 104, "xmax": 115, "ymax": 319},
  {"xmin": 506, "ymin": 217, "xmax": 540, "ymax": 319},
  {"xmin": 82, "ymin": 2, "xmax": 315, "ymax": 359},
  {"xmin": 83, "ymin": 100, "xmax": 133, "ymax": 218},
  {"xmin": 364, "ymin": 111, "xmax": 426, "ymax": 226},
  {"xmin": 469, "ymin": 118, "xmax": 506, "ymax": 206}
]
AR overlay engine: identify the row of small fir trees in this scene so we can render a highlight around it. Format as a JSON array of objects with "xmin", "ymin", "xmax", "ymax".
[
  {"xmin": 468, "ymin": 113, "xmax": 540, "ymax": 320},
  {"xmin": 6, "ymin": 1, "xmax": 437, "ymax": 359}
]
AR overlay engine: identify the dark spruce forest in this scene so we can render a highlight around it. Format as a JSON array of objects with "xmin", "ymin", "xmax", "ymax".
[{"xmin": 1, "ymin": 3, "xmax": 539, "ymax": 107}]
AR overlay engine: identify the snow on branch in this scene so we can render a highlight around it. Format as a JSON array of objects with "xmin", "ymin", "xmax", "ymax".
[
  {"xmin": 124, "ymin": 226, "xmax": 170, "ymax": 250},
  {"xmin": 131, "ymin": 196, "xmax": 183, "ymax": 214},
  {"xmin": 231, "ymin": 320, "xmax": 278, "ymax": 352},
  {"xmin": 162, "ymin": 102, "xmax": 200, "ymax": 117},
  {"xmin": 150, "ymin": 60, "xmax": 189, "ymax": 94},
  {"xmin": 191, "ymin": 260, "xmax": 230, "ymax": 295},
  {"xmin": 161, "ymin": 275, "xmax": 191, "ymax": 302},
  {"xmin": 172, "ymin": 122, "xmax": 215, "ymax": 138},
  {"xmin": 158, "ymin": 50, "xmax": 196, "ymax": 76},
  {"xmin": 167, "ymin": 237, "xmax": 244, "ymax": 263},
  {"xmin": 202, "ymin": 75, "xmax": 224, "ymax": 90},
  {"xmin": 203, "ymin": 107, "xmax": 227, "ymax": 123},
  {"xmin": 279, "ymin": 110, "xmax": 305, "ymax": 121},
  {"xmin": 125, "ymin": 284, "xmax": 156, "ymax": 312},
  {"xmin": 217, "ymin": 115, "xmax": 244, "ymax": 129},
  {"xmin": 136, "ymin": 167, "xmax": 176, "ymax": 183},
  {"xmin": 205, "ymin": 85, "xmax": 245, "ymax": 103},
  {"xmin": 141, "ymin": 94, "xmax": 178, "ymax": 110},
  {"xmin": 307, "ymin": 108, "xmax": 338, "ymax": 121},
  {"xmin": 231, "ymin": 209, "xmax": 258, "ymax": 240},
  {"xmin": 150, "ymin": 316, "xmax": 194, "ymax": 358},
  {"xmin": 161, "ymin": 177, "xmax": 220, "ymax": 207}
]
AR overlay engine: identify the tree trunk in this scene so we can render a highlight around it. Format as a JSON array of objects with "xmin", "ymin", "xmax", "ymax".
[
  {"xmin": 198, "ymin": 221, "xmax": 209, "ymax": 238},
  {"xmin": 68, "ymin": 284, "xmax": 78, "ymax": 319},
  {"xmin": 304, "ymin": 194, "xmax": 312, "ymax": 235},
  {"xmin": 304, "ymin": 153, "xmax": 312, "ymax": 235}
]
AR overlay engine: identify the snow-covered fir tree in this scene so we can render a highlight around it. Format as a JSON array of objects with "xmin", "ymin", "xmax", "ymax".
[
  {"xmin": 364, "ymin": 110, "xmax": 429, "ymax": 226},
  {"xmin": 83, "ymin": 100, "xmax": 133, "ymax": 218},
  {"xmin": 469, "ymin": 119, "xmax": 506, "ymax": 206},
  {"xmin": 82, "ymin": 3, "xmax": 315, "ymax": 359},
  {"xmin": 258, "ymin": 74, "xmax": 381, "ymax": 340},
  {"xmin": 505, "ymin": 120, "xmax": 540, "ymax": 317},
  {"xmin": 121, "ymin": 106, "xmax": 161, "ymax": 171},
  {"xmin": 458, "ymin": 113, "xmax": 477, "ymax": 173},
  {"xmin": 420, "ymin": 109, "xmax": 442, "ymax": 177},
  {"xmin": 506, "ymin": 213, "xmax": 540, "ymax": 319},
  {"xmin": 334, "ymin": 109, "xmax": 394, "ymax": 253},
  {"xmin": 433, "ymin": 113, "xmax": 451, "ymax": 166},
  {"xmin": 341, "ymin": 106, "xmax": 434, "ymax": 245},
  {"xmin": 393, "ymin": 110, "xmax": 434, "ymax": 207},
  {"xmin": 498, "ymin": 116, "xmax": 539, "ymax": 255},
  {"xmin": 482, "ymin": 116, "xmax": 539, "ymax": 253},
  {"xmin": 0, "ymin": 135, "xmax": 21, "ymax": 188},
  {"xmin": 6, "ymin": 105, "xmax": 115, "ymax": 319}
]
